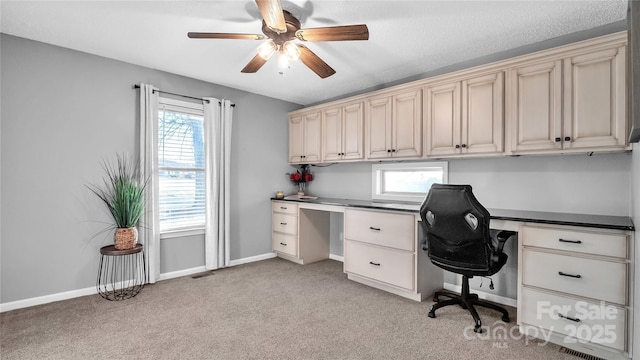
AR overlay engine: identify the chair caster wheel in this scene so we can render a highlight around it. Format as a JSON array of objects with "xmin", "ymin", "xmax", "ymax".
[
  {"xmin": 502, "ymin": 315, "xmax": 510, "ymax": 323},
  {"xmin": 474, "ymin": 325, "xmax": 483, "ymax": 333},
  {"xmin": 428, "ymin": 310, "xmax": 436, "ymax": 318}
]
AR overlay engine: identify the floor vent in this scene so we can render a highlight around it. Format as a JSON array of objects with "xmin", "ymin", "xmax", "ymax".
[
  {"xmin": 559, "ymin": 347, "xmax": 604, "ymax": 360},
  {"xmin": 191, "ymin": 271, "xmax": 215, "ymax": 279}
]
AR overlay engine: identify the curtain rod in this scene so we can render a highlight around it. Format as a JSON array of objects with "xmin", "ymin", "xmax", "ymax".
[{"xmin": 132, "ymin": 85, "xmax": 235, "ymax": 107}]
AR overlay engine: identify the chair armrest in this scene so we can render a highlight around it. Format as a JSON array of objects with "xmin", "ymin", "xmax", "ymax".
[{"xmin": 489, "ymin": 230, "xmax": 517, "ymax": 253}]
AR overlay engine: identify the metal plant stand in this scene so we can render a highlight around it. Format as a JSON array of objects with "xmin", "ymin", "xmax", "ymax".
[{"xmin": 96, "ymin": 244, "xmax": 146, "ymax": 301}]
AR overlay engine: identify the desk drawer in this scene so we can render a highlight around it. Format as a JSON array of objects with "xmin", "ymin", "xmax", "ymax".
[
  {"xmin": 344, "ymin": 240, "xmax": 414, "ymax": 290},
  {"xmin": 272, "ymin": 232, "xmax": 297, "ymax": 257},
  {"xmin": 272, "ymin": 201, "xmax": 298, "ymax": 215},
  {"xmin": 345, "ymin": 209, "xmax": 415, "ymax": 251},
  {"xmin": 522, "ymin": 249, "xmax": 627, "ymax": 305},
  {"xmin": 272, "ymin": 213, "xmax": 297, "ymax": 235},
  {"xmin": 522, "ymin": 226, "xmax": 628, "ymax": 258},
  {"xmin": 520, "ymin": 287, "xmax": 626, "ymax": 351}
]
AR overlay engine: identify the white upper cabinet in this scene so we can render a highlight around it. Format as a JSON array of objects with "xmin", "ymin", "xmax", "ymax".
[
  {"xmin": 425, "ymin": 71, "xmax": 504, "ymax": 157},
  {"xmin": 563, "ymin": 46, "xmax": 627, "ymax": 150},
  {"xmin": 366, "ymin": 88, "xmax": 422, "ymax": 159},
  {"xmin": 288, "ymin": 32, "xmax": 628, "ymax": 163},
  {"xmin": 508, "ymin": 41, "xmax": 628, "ymax": 154},
  {"xmin": 322, "ymin": 101, "xmax": 364, "ymax": 162},
  {"xmin": 289, "ymin": 111, "xmax": 322, "ymax": 164},
  {"xmin": 508, "ymin": 60, "xmax": 563, "ymax": 152}
]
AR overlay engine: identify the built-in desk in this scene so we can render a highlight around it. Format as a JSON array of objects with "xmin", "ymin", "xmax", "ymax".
[{"xmin": 271, "ymin": 197, "xmax": 635, "ymax": 360}]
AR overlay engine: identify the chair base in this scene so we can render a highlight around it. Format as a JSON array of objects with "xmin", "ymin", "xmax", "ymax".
[{"xmin": 428, "ymin": 275, "xmax": 510, "ymax": 333}]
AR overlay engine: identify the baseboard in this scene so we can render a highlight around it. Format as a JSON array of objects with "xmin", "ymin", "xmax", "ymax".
[
  {"xmin": 1, "ymin": 252, "xmax": 278, "ymax": 313},
  {"xmin": 0, "ymin": 286, "xmax": 98, "ymax": 313},
  {"xmin": 228, "ymin": 252, "xmax": 277, "ymax": 266},
  {"xmin": 329, "ymin": 254, "xmax": 344, "ymax": 262},
  {"xmin": 443, "ymin": 282, "xmax": 517, "ymax": 308},
  {"xmin": 157, "ymin": 266, "xmax": 207, "ymax": 281}
]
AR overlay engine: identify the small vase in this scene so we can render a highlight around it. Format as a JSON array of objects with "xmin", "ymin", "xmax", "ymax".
[{"xmin": 114, "ymin": 227, "xmax": 138, "ymax": 250}]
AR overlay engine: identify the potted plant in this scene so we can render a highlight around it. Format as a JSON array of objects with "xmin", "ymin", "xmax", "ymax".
[{"xmin": 88, "ymin": 153, "xmax": 147, "ymax": 250}]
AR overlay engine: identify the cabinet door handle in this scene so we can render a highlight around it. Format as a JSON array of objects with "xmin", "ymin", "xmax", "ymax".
[
  {"xmin": 558, "ymin": 313, "xmax": 581, "ymax": 323},
  {"xmin": 369, "ymin": 261, "xmax": 381, "ymax": 266},
  {"xmin": 558, "ymin": 238, "xmax": 582, "ymax": 244},
  {"xmin": 280, "ymin": 222, "xmax": 287, "ymax": 225},
  {"xmin": 387, "ymin": 149, "xmax": 391, "ymax": 153},
  {"xmin": 369, "ymin": 226, "xmax": 381, "ymax": 231},
  {"xmin": 558, "ymin": 271, "xmax": 581, "ymax": 279},
  {"xmin": 461, "ymin": 144, "xmax": 467, "ymax": 148},
  {"xmin": 555, "ymin": 137, "xmax": 562, "ymax": 142},
  {"xmin": 280, "ymin": 242, "xmax": 287, "ymax": 246},
  {"xmin": 455, "ymin": 144, "xmax": 461, "ymax": 149},
  {"xmin": 564, "ymin": 136, "xmax": 571, "ymax": 142},
  {"xmin": 391, "ymin": 149, "xmax": 396, "ymax": 152}
]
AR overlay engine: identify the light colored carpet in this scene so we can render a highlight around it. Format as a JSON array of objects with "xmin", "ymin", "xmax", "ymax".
[{"xmin": 1, "ymin": 258, "xmax": 579, "ymax": 359}]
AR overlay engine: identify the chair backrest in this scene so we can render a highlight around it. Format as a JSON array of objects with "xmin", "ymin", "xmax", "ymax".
[{"xmin": 419, "ymin": 184, "xmax": 492, "ymax": 275}]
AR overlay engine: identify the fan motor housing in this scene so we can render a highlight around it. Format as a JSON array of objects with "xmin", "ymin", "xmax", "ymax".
[{"xmin": 262, "ymin": 10, "xmax": 300, "ymax": 45}]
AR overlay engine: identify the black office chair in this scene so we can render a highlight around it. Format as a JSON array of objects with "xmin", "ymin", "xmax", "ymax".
[{"xmin": 419, "ymin": 184, "xmax": 516, "ymax": 333}]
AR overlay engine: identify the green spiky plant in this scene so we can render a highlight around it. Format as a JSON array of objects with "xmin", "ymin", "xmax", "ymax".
[{"xmin": 88, "ymin": 154, "xmax": 147, "ymax": 229}]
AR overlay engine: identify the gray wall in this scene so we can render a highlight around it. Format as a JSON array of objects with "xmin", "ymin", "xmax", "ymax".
[
  {"xmin": 309, "ymin": 153, "xmax": 632, "ymax": 216},
  {"xmin": 632, "ymin": 144, "xmax": 640, "ymax": 360},
  {"xmin": 0, "ymin": 34, "xmax": 300, "ymax": 304}
]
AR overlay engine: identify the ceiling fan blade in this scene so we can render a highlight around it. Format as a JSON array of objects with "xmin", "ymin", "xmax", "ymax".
[
  {"xmin": 241, "ymin": 54, "xmax": 268, "ymax": 73},
  {"xmin": 256, "ymin": 0, "xmax": 287, "ymax": 33},
  {"xmin": 298, "ymin": 45, "xmax": 336, "ymax": 79},
  {"xmin": 296, "ymin": 24, "xmax": 369, "ymax": 42},
  {"xmin": 188, "ymin": 32, "xmax": 265, "ymax": 40}
]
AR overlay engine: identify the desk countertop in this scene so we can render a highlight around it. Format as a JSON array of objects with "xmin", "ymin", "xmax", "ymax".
[{"xmin": 272, "ymin": 197, "xmax": 635, "ymax": 231}]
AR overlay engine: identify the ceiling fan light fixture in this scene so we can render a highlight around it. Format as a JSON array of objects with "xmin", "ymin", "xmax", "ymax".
[
  {"xmin": 277, "ymin": 50, "xmax": 290, "ymax": 69},
  {"xmin": 283, "ymin": 41, "xmax": 301, "ymax": 61},
  {"xmin": 257, "ymin": 39, "xmax": 277, "ymax": 60}
]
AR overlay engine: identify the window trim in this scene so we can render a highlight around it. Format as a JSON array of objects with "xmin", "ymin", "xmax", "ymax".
[{"xmin": 371, "ymin": 161, "xmax": 448, "ymax": 203}]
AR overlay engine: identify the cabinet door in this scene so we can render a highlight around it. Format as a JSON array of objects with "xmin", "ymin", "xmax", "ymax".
[
  {"xmin": 425, "ymin": 81, "xmax": 461, "ymax": 156},
  {"xmin": 342, "ymin": 102, "xmax": 364, "ymax": 160},
  {"xmin": 289, "ymin": 114, "xmax": 305, "ymax": 163},
  {"xmin": 509, "ymin": 60, "xmax": 563, "ymax": 152},
  {"xmin": 563, "ymin": 46, "xmax": 627, "ymax": 150},
  {"xmin": 392, "ymin": 89, "xmax": 422, "ymax": 157},
  {"xmin": 322, "ymin": 107, "xmax": 343, "ymax": 162},
  {"xmin": 302, "ymin": 111, "xmax": 322, "ymax": 163},
  {"xmin": 366, "ymin": 96, "xmax": 393, "ymax": 159},
  {"xmin": 462, "ymin": 72, "xmax": 504, "ymax": 154}
]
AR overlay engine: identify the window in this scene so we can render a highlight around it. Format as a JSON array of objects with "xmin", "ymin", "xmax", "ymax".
[
  {"xmin": 158, "ymin": 97, "xmax": 205, "ymax": 233},
  {"xmin": 372, "ymin": 162, "xmax": 448, "ymax": 203}
]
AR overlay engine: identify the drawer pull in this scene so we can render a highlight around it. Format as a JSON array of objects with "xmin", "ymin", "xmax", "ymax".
[
  {"xmin": 558, "ymin": 313, "xmax": 581, "ymax": 323},
  {"xmin": 369, "ymin": 227, "xmax": 381, "ymax": 231},
  {"xmin": 369, "ymin": 261, "xmax": 381, "ymax": 266},
  {"xmin": 558, "ymin": 238, "xmax": 582, "ymax": 244},
  {"xmin": 280, "ymin": 222, "xmax": 287, "ymax": 225},
  {"xmin": 280, "ymin": 206, "xmax": 288, "ymax": 210},
  {"xmin": 558, "ymin": 271, "xmax": 582, "ymax": 279},
  {"xmin": 279, "ymin": 242, "xmax": 287, "ymax": 246}
]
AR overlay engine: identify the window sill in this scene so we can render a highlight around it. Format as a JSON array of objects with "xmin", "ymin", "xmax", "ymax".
[{"xmin": 160, "ymin": 228, "xmax": 205, "ymax": 240}]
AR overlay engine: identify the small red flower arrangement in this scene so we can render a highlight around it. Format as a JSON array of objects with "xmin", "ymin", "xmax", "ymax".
[{"xmin": 288, "ymin": 164, "xmax": 313, "ymax": 194}]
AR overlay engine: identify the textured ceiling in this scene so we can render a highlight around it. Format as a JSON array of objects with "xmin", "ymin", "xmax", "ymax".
[{"xmin": 0, "ymin": 0, "xmax": 629, "ymax": 105}]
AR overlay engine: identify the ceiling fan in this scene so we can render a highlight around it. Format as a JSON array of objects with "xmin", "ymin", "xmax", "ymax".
[{"xmin": 187, "ymin": 0, "xmax": 369, "ymax": 78}]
